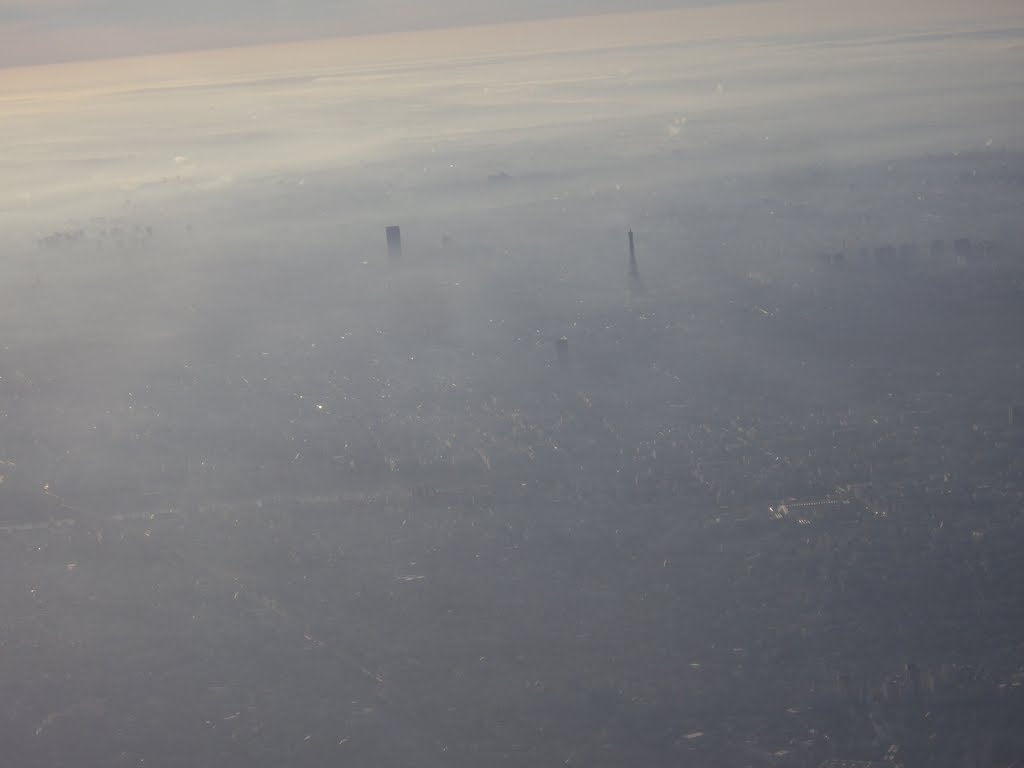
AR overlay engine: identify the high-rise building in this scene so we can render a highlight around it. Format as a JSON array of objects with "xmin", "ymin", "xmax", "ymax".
[
  {"xmin": 556, "ymin": 336, "xmax": 569, "ymax": 367},
  {"xmin": 954, "ymin": 238, "xmax": 973, "ymax": 265},
  {"xmin": 386, "ymin": 225, "xmax": 402, "ymax": 259},
  {"xmin": 628, "ymin": 229, "xmax": 640, "ymax": 280}
]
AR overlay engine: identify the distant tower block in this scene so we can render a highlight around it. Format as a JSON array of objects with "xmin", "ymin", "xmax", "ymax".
[
  {"xmin": 385, "ymin": 225, "xmax": 402, "ymax": 259},
  {"xmin": 628, "ymin": 228, "xmax": 640, "ymax": 280},
  {"xmin": 556, "ymin": 336, "xmax": 569, "ymax": 367},
  {"xmin": 954, "ymin": 237, "xmax": 973, "ymax": 266}
]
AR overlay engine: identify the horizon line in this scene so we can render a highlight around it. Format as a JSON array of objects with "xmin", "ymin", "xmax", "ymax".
[{"xmin": 0, "ymin": 0, "xmax": 770, "ymax": 73}]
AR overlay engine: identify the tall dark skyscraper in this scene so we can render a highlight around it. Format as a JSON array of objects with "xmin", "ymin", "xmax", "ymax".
[
  {"xmin": 386, "ymin": 225, "xmax": 402, "ymax": 260},
  {"xmin": 556, "ymin": 336, "xmax": 569, "ymax": 367},
  {"xmin": 628, "ymin": 228, "xmax": 640, "ymax": 280}
]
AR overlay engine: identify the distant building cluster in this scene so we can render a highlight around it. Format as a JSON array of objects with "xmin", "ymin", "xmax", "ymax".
[
  {"xmin": 815, "ymin": 237, "xmax": 999, "ymax": 270},
  {"xmin": 37, "ymin": 217, "xmax": 157, "ymax": 251}
]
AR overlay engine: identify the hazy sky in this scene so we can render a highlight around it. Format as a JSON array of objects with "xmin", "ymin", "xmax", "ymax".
[
  {"xmin": 3, "ymin": 0, "xmax": 1021, "ymax": 231},
  {"xmin": 3, "ymin": 0, "xmax": 1022, "ymax": 69},
  {"xmin": 0, "ymin": 0, "xmax": 718, "ymax": 67}
]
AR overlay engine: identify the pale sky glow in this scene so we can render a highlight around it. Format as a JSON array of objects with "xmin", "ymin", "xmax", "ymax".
[
  {"xmin": 3, "ymin": 0, "xmax": 1021, "ymax": 83},
  {"xmin": 1, "ymin": 0, "xmax": 1022, "ymax": 229},
  {"xmin": 1, "ymin": 0, "xmax": 698, "ymax": 67},
  {"xmin": 2, "ymin": 0, "xmax": 1021, "ymax": 68}
]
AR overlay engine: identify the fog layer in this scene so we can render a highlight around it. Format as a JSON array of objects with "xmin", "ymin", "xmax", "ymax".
[{"xmin": 2, "ymin": 3, "xmax": 1024, "ymax": 767}]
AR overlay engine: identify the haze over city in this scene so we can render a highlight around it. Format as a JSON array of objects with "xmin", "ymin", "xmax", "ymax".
[{"xmin": 2, "ymin": 1, "xmax": 1023, "ymax": 766}]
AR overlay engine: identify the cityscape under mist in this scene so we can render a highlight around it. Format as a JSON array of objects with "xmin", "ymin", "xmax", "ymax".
[{"xmin": 2, "ymin": 3, "xmax": 1024, "ymax": 766}]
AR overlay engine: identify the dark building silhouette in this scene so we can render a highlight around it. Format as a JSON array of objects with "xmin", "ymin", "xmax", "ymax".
[
  {"xmin": 556, "ymin": 336, "xmax": 569, "ymax": 367},
  {"xmin": 386, "ymin": 225, "xmax": 402, "ymax": 259},
  {"xmin": 929, "ymin": 239, "xmax": 946, "ymax": 261},
  {"xmin": 954, "ymin": 237, "xmax": 973, "ymax": 265},
  {"xmin": 905, "ymin": 662, "xmax": 922, "ymax": 698},
  {"xmin": 628, "ymin": 228, "xmax": 640, "ymax": 280},
  {"xmin": 817, "ymin": 250, "xmax": 845, "ymax": 267}
]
